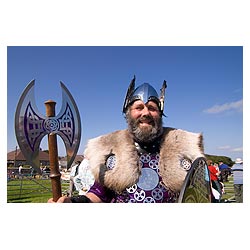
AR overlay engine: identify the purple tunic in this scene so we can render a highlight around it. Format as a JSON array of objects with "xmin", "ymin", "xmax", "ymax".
[{"xmin": 88, "ymin": 153, "xmax": 179, "ymax": 203}]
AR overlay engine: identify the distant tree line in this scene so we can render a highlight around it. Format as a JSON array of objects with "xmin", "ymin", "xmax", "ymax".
[{"xmin": 205, "ymin": 154, "xmax": 235, "ymax": 167}]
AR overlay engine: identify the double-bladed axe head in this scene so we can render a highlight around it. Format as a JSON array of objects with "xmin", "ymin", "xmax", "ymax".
[{"xmin": 15, "ymin": 80, "xmax": 81, "ymax": 173}]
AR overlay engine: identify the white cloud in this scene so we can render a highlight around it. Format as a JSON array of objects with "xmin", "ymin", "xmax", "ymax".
[
  {"xmin": 230, "ymin": 147, "xmax": 243, "ymax": 152},
  {"xmin": 203, "ymin": 99, "xmax": 243, "ymax": 114},
  {"xmin": 217, "ymin": 145, "xmax": 231, "ymax": 150},
  {"xmin": 217, "ymin": 145, "xmax": 243, "ymax": 152}
]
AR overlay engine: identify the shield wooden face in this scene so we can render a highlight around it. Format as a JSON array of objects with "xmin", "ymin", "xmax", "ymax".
[
  {"xmin": 178, "ymin": 157, "xmax": 212, "ymax": 203},
  {"xmin": 15, "ymin": 80, "xmax": 81, "ymax": 171}
]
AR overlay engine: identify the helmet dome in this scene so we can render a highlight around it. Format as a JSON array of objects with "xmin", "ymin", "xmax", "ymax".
[{"xmin": 122, "ymin": 76, "xmax": 167, "ymax": 115}]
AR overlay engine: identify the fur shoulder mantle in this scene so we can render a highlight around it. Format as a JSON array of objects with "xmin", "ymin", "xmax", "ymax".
[{"xmin": 84, "ymin": 128, "xmax": 204, "ymax": 193}]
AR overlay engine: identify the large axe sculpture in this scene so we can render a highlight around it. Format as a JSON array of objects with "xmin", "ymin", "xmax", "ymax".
[{"xmin": 15, "ymin": 80, "xmax": 81, "ymax": 201}]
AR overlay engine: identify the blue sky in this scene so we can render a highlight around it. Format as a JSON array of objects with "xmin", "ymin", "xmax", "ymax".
[{"xmin": 7, "ymin": 46, "xmax": 243, "ymax": 160}]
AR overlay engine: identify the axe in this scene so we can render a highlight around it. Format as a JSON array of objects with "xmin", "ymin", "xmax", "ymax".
[{"xmin": 15, "ymin": 80, "xmax": 81, "ymax": 201}]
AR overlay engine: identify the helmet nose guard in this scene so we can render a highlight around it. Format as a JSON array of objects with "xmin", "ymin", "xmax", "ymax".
[{"xmin": 122, "ymin": 76, "xmax": 167, "ymax": 115}]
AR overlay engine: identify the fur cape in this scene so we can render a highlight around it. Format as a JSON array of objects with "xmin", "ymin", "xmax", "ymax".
[{"xmin": 84, "ymin": 127, "xmax": 204, "ymax": 193}]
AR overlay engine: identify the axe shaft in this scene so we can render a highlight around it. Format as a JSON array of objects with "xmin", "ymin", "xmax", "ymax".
[{"xmin": 45, "ymin": 100, "xmax": 62, "ymax": 201}]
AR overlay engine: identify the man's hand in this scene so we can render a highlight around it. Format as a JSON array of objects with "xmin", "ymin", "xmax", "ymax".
[{"xmin": 47, "ymin": 196, "xmax": 72, "ymax": 203}]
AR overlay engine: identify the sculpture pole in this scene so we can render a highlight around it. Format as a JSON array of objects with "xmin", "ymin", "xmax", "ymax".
[{"xmin": 45, "ymin": 100, "xmax": 62, "ymax": 201}]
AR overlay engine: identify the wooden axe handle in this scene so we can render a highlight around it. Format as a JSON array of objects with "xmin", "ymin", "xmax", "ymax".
[{"xmin": 45, "ymin": 100, "xmax": 62, "ymax": 201}]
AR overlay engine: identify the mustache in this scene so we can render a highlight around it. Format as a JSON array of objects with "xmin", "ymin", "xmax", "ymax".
[{"xmin": 137, "ymin": 115, "xmax": 154, "ymax": 124}]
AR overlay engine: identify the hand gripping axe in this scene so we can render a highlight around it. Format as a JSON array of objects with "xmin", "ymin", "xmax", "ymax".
[{"xmin": 15, "ymin": 80, "xmax": 81, "ymax": 201}]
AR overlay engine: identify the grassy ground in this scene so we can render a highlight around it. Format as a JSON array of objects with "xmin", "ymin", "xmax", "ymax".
[
  {"xmin": 220, "ymin": 175, "xmax": 236, "ymax": 203},
  {"xmin": 7, "ymin": 174, "xmax": 236, "ymax": 203},
  {"xmin": 7, "ymin": 177, "xmax": 70, "ymax": 203}
]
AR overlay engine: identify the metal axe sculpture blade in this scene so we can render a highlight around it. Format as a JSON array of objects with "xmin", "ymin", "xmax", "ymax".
[
  {"xmin": 15, "ymin": 80, "xmax": 81, "ymax": 200},
  {"xmin": 15, "ymin": 80, "xmax": 46, "ymax": 174},
  {"xmin": 57, "ymin": 81, "xmax": 81, "ymax": 169}
]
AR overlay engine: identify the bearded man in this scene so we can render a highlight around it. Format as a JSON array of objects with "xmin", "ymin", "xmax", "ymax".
[{"xmin": 48, "ymin": 76, "xmax": 205, "ymax": 203}]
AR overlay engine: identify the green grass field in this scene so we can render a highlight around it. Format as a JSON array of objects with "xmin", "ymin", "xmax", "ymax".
[
  {"xmin": 220, "ymin": 175, "xmax": 236, "ymax": 202},
  {"xmin": 7, "ymin": 175, "xmax": 236, "ymax": 203},
  {"xmin": 7, "ymin": 177, "xmax": 70, "ymax": 203}
]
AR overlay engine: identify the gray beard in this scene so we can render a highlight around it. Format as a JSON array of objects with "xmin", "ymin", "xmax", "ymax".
[{"xmin": 126, "ymin": 113, "xmax": 163, "ymax": 143}]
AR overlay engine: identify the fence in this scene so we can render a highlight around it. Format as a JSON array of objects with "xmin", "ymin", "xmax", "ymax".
[{"xmin": 7, "ymin": 170, "xmax": 70, "ymax": 203}]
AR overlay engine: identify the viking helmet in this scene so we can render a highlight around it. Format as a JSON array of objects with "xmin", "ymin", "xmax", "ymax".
[{"xmin": 122, "ymin": 76, "xmax": 167, "ymax": 115}]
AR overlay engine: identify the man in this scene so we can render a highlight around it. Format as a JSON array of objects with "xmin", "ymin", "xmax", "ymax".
[
  {"xmin": 18, "ymin": 165, "xmax": 23, "ymax": 175},
  {"xmin": 218, "ymin": 161, "xmax": 231, "ymax": 182},
  {"xmin": 207, "ymin": 160, "xmax": 222, "ymax": 202},
  {"xmin": 231, "ymin": 158, "xmax": 243, "ymax": 203},
  {"xmin": 49, "ymin": 77, "xmax": 205, "ymax": 203}
]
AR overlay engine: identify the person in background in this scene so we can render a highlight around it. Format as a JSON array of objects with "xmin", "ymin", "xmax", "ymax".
[
  {"xmin": 207, "ymin": 160, "xmax": 222, "ymax": 202},
  {"xmin": 231, "ymin": 158, "xmax": 243, "ymax": 203},
  {"xmin": 73, "ymin": 158, "xmax": 95, "ymax": 195},
  {"xmin": 218, "ymin": 161, "xmax": 231, "ymax": 182},
  {"xmin": 214, "ymin": 163, "xmax": 225, "ymax": 195},
  {"xmin": 67, "ymin": 161, "xmax": 81, "ymax": 197},
  {"xmin": 18, "ymin": 165, "xmax": 23, "ymax": 175}
]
